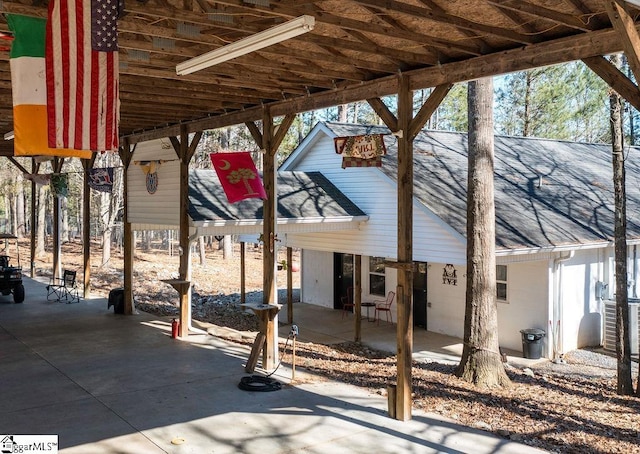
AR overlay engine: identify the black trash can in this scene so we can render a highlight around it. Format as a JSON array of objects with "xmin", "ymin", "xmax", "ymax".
[
  {"xmin": 108, "ymin": 288, "xmax": 125, "ymax": 314},
  {"xmin": 520, "ymin": 328, "xmax": 546, "ymax": 359}
]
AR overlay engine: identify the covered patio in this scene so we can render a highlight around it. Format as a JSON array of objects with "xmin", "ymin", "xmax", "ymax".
[
  {"xmin": 2, "ymin": 0, "xmax": 640, "ymax": 420},
  {"xmin": 0, "ymin": 276, "xmax": 544, "ymax": 453}
]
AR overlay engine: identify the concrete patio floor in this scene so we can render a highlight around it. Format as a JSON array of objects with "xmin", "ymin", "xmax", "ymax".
[{"xmin": 1, "ymin": 277, "xmax": 546, "ymax": 453}]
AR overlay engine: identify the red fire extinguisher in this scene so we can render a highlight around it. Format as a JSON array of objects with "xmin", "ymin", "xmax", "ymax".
[{"xmin": 171, "ymin": 319, "xmax": 179, "ymax": 339}]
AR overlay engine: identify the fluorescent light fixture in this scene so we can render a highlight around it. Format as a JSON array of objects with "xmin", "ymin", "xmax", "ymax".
[
  {"xmin": 4, "ymin": 130, "xmax": 14, "ymax": 140},
  {"xmin": 176, "ymin": 15, "xmax": 315, "ymax": 75}
]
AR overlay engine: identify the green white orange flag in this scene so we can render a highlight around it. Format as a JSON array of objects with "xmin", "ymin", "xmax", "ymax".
[{"xmin": 7, "ymin": 14, "xmax": 91, "ymax": 158}]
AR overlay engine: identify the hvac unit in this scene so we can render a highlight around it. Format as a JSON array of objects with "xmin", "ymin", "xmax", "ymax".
[{"xmin": 603, "ymin": 299, "xmax": 640, "ymax": 355}]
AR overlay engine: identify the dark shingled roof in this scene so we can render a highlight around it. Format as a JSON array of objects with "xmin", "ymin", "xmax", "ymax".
[
  {"xmin": 322, "ymin": 122, "xmax": 640, "ymax": 251},
  {"xmin": 188, "ymin": 169, "xmax": 366, "ymax": 223}
]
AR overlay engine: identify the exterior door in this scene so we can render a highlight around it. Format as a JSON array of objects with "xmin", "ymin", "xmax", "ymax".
[
  {"xmin": 413, "ymin": 262, "xmax": 428, "ymax": 329},
  {"xmin": 333, "ymin": 253, "xmax": 354, "ymax": 310}
]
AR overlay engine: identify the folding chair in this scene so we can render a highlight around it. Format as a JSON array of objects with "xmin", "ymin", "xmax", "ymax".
[
  {"xmin": 374, "ymin": 291, "xmax": 396, "ymax": 325},
  {"xmin": 341, "ymin": 286, "xmax": 354, "ymax": 318},
  {"xmin": 46, "ymin": 270, "xmax": 80, "ymax": 304}
]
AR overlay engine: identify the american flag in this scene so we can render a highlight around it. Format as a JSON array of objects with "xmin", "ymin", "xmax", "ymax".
[{"xmin": 46, "ymin": 0, "xmax": 122, "ymax": 153}]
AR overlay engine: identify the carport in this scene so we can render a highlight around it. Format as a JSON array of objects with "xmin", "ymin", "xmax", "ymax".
[
  {"xmin": 0, "ymin": 276, "xmax": 546, "ymax": 453},
  {"xmin": 2, "ymin": 0, "xmax": 640, "ymax": 421}
]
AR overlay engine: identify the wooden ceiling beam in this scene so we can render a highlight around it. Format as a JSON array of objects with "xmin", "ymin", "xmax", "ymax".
[
  {"xmin": 582, "ymin": 55, "xmax": 640, "ymax": 112},
  {"xmin": 126, "ymin": 1, "xmax": 483, "ymax": 56},
  {"xmin": 350, "ymin": 0, "xmax": 534, "ymax": 44},
  {"xmin": 416, "ymin": 0, "xmax": 493, "ymax": 52},
  {"xmin": 604, "ymin": 0, "xmax": 640, "ymax": 86},
  {"xmin": 123, "ymin": 21, "xmax": 632, "ymax": 144},
  {"xmin": 486, "ymin": 0, "xmax": 597, "ymax": 32},
  {"xmin": 118, "ymin": 76, "xmax": 269, "ymax": 103},
  {"xmin": 298, "ymin": 34, "xmax": 440, "ymax": 66},
  {"xmin": 118, "ymin": 64, "xmax": 309, "ymax": 95},
  {"xmin": 305, "ymin": 9, "xmax": 483, "ymax": 55}
]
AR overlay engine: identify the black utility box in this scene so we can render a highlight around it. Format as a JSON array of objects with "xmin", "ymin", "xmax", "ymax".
[{"xmin": 108, "ymin": 288, "xmax": 125, "ymax": 314}]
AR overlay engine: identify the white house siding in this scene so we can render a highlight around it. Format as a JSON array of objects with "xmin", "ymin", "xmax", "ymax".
[
  {"xmin": 426, "ymin": 262, "xmax": 466, "ymax": 339},
  {"xmin": 283, "ymin": 133, "xmax": 466, "ymax": 264},
  {"xmin": 300, "ymin": 249, "xmax": 334, "ymax": 308},
  {"xmin": 426, "ymin": 260, "xmax": 549, "ymax": 353},
  {"xmin": 498, "ymin": 260, "xmax": 549, "ymax": 353},
  {"xmin": 557, "ymin": 249, "xmax": 605, "ymax": 353},
  {"xmin": 127, "ymin": 139, "xmax": 181, "ymax": 226}
]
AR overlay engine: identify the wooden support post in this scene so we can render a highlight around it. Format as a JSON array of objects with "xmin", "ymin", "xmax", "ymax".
[
  {"xmin": 170, "ymin": 127, "xmax": 202, "ymax": 337},
  {"xmin": 178, "ymin": 126, "xmax": 191, "ymax": 338},
  {"xmin": 355, "ymin": 254, "xmax": 362, "ymax": 342},
  {"xmin": 261, "ymin": 109, "xmax": 276, "ymax": 307},
  {"xmin": 162, "ymin": 279, "xmax": 192, "ymax": 338},
  {"xmin": 240, "ymin": 242, "xmax": 246, "ymax": 304},
  {"xmin": 52, "ymin": 158, "xmax": 63, "ymax": 280},
  {"xmin": 287, "ymin": 246, "xmax": 293, "ymax": 324},
  {"xmin": 82, "ymin": 156, "xmax": 96, "ymax": 299},
  {"xmin": 246, "ymin": 333, "xmax": 266, "ymax": 373},
  {"xmin": 369, "ymin": 82, "xmax": 450, "ymax": 421},
  {"xmin": 247, "ymin": 111, "xmax": 295, "ymax": 369},
  {"xmin": 396, "ymin": 74, "xmax": 414, "ymax": 421},
  {"xmin": 29, "ymin": 159, "xmax": 37, "ymax": 277},
  {"xmin": 242, "ymin": 303, "xmax": 282, "ymax": 371},
  {"xmin": 119, "ymin": 142, "xmax": 134, "ymax": 315}
]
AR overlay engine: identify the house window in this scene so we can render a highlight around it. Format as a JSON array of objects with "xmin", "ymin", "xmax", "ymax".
[
  {"xmin": 497, "ymin": 265, "xmax": 508, "ymax": 302},
  {"xmin": 369, "ymin": 256, "xmax": 386, "ymax": 296}
]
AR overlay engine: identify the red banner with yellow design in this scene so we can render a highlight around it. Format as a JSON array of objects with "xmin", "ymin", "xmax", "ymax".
[{"xmin": 210, "ymin": 152, "xmax": 267, "ymax": 203}]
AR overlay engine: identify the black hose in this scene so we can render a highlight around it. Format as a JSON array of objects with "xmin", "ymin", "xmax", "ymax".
[
  {"xmin": 238, "ymin": 375, "xmax": 282, "ymax": 392},
  {"xmin": 237, "ymin": 329, "xmax": 297, "ymax": 392}
]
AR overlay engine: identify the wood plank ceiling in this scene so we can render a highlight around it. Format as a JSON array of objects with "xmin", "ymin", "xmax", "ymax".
[{"xmin": 0, "ymin": 0, "xmax": 636, "ymax": 148}]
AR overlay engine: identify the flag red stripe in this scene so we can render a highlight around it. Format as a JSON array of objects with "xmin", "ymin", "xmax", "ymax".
[
  {"xmin": 105, "ymin": 53, "xmax": 115, "ymax": 150},
  {"xmin": 45, "ymin": 5, "xmax": 56, "ymax": 149},
  {"xmin": 89, "ymin": 51, "xmax": 98, "ymax": 149},
  {"xmin": 74, "ymin": 1, "xmax": 85, "ymax": 150},
  {"xmin": 61, "ymin": 0, "xmax": 71, "ymax": 148}
]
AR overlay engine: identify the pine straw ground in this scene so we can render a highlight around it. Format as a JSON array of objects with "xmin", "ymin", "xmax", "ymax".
[{"xmin": 32, "ymin": 239, "xmax": 640, "ymax": 454}]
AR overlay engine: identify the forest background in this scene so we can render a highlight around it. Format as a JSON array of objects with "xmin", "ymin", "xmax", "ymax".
[{"xmin": 0, "ymin": 60, "xmax": 630, "ymax": 264}]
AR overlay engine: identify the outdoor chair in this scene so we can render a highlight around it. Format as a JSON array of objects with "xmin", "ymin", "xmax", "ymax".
[
  {"xmin": 341, "ymin": 286, "xmax": 354, "ymax": 318},
  {"xmin": 374, "ymin": 291, "xmax": 396, "ymax": 325},
  {"xmin": 46, "ymin": 269, "xmax": 80, "ymax": 304}
]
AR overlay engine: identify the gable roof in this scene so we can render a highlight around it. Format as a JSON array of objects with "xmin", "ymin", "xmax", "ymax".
[
  {"xmin": 315, "ymin": 122, "xmax": 640, "ymax": 251},
  {"xmin": 188, "ymin": 169, "xmax": 367, "ymax": 232}
]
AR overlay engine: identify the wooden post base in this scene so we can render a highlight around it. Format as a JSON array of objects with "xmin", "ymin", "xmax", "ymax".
[{"xmin": 246, "ymin": 332, "xmax": 266, "ymax": 373}]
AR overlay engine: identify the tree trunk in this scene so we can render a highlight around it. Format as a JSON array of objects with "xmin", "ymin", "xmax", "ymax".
[
  {"xmin": 100, "ymin": 191, "xmax": 111, "ymax": 266},
  {"xmin": 16, "ymin": 174, "xmax": 25, "ymax": 238},
  {"xmin": 338, "ymin": 104, "xmax": 348, "ymax": 122},
  {"xmin": 36, "ymin": 186, "xmax": 46, "ymax": 257},
  {"xmin": 456, "ymin": 78, "xmax": 511, "ymax": 388},
  {"xmin": 199, "ymin": 235, "xmax": 206, "ymax": 266},
  {"xmin": 10, "ymin": 191, "xmax": 17, "ymax": 236},
  {"xmin": 61, "ymin": 195, "xmax": 69, "ymax": 243},
  {"xmin": 223, "ymin": 235, "xmax": 233, "ymax": 260},
  {"xmin": 610, "ymin": 54, "xmax": 634, "ymax": 395}
]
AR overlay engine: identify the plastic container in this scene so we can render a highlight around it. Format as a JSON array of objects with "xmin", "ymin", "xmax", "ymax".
[{"xmin": 520, "ymin": 328, "xmax": 546, "ymax": 359}]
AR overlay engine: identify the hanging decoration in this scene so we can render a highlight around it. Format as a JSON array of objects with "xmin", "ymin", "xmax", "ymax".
[
  {"xmin": 24, "ymin": 173, "xmax": 51, "ymax": 186},
  {"xmin": 135, "ymin": 160, "xmax": 168, "ymax": 194},
  {"xmin": 442, "ymin": 264, "xmax": 458, "ymax": 286},
  {"xmin": 88, "ymin": 167, "xmax": 114, "ymax": 193},
  {"xmin": 50, "ymin": 173, "xmax": 68, "ymax": 198},
  {"xmin": 210, "ymin": 152, "xmax": 267, "ymax": 203},
  {"xmin": 334, "ymin": 134, "xmax": 387, "ymax": 168}
]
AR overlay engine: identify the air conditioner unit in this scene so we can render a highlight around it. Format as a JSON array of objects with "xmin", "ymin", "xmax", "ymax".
[{"xmin": 603, "ymin": 299, "xmax": 640, "ymax": 355}]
